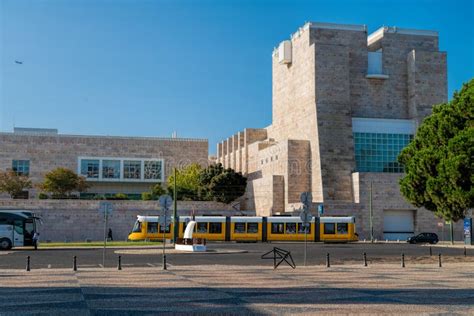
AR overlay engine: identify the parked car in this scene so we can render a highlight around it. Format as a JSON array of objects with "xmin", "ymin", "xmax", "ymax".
[{"xmin": 407, "ymin": 233, "xmax": 439, "ymax": 244}]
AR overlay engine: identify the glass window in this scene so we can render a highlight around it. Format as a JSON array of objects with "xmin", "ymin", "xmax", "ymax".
[
  {"xmin": 247, "ymin": 223, "xmax": 259, "ymax": 233},
  {"xmin": 81, "ymin": 159, "xmax": 99, "ymax": 178},
  {"xmin": 337, "ymin": 223, "xmax": 348, "ymax": 235},
  {"xmin": 147, "ymin": 222, "xmax": 158, "ymax": 234},
  {"xmin": 132, "ymin": 221, "xmax": 142, "ymax": 233},
  {"xmin": 209, "ymin": 222, "xmax": 222, "ymax": 234},
  {"xmin": 324, "ymin": 223, "xmax": 336, "ymax": 235},
  {"xmin": 12, "ymin": 160, "xmax": 30, "ymax": 176},
  {"xmin": 234, "ymin": 222, "xmax": 246, "ymax": 233},
  {"xmin": 298, "ymin": 223, "xmax": 311, "ymax": 234},
  {"xmin": 197, "ymin": 222, "xmax": 208, "ymax": 233},
  {"xmin": 14, "ymin": 220, "xmax": 24, "ymax": 235},
  {"xmin": 144, "ymin": 161, "xmax": 162, "ymax": 180},
  {"xmin": 102, "ymin": 160, "xmax": 120, "ymax": 179},
  {"xmin": 285, "ymin": 223, "xmax": 296, "ymax": 234},
  {"xmin": 124, "ymin": 160, "xmax": 141, "ymax": 179},
  {"xmin": 158, "ymin": 223, "xmax": 171, "ymax": 233},
  {"xmin": 271, "ymin": 223, "xmax": 284, "ymax": 234}
]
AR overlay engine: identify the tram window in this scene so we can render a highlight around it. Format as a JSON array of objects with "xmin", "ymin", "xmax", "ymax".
[
  {"xmin": 132, "ymin": 221, "xmax": 142, "ymax": 233},
  {"xmin": 147, "ymin": 222, "xmax": 158, "ymax": 234},
  {"xmin": 158, "ymin": 223, "xmax": 171, "ymax": 234},
  {"xmin": 297, "ymin": 223, "xmax": 311, "ymax": 234},
  {"xmin": 235, "ymin": 223, "xmax": 246, "ymax": 233},
  {"xmin": 247, "ymin": 223, "xmax": 258, "ymax": 233},
  {"xmin": 285, "ymin": 223, "xmax": 296, "ymax": 234},
  {"xmin": 209, "ymin": 222, "xmax": 222, "ymax": 234},
  {"xmin": 324, "ymin": 223, "xmax": 335, "ymax": 234},
  {"xmin": 197, "ymin": 222, "xmax": 208, "ymax": 233},
  {"xmin": 271, "ymin": 223, "xmax": 284, "ymax": 234},
  {"xmin": 337, "ymin": 223, "xmax": 348, "ymax": 234}
]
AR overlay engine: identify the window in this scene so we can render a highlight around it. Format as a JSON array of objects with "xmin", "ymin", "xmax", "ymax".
[
  {"xmin": 158, "ymin": 223, "xmax": 171, "ymax": 234},
  {"xmin": 144, "ymin": 161, "xmax": 162, "ymax": 180},
  {"xmin": 285, "ymin": 223, "xmax": 296, "ymax": 234},
  {"xmin": 353, "ymin": 132, "xmax": 413, "ymax": 173},
  {"xmin": 197, "ymin": 222, "xmax": 208, "ymax": 233},
  {"xmin": 12, "ymin": 160, "xmax": 30, "ymax": 176},
  {"xmin": 147, "ymin": 222, "xmax": 158, "ymax": 234},
  {"xmin": 247, "ymin": 223, "xmax": 259, "ymax": 234},
  {"xmin": 324, "ymin": 223, "xmax": 335, "ymax": 235},
  {"xmin": 132, "ymin": 221, "xmax": 142, "ymax": 233},
  {"xmin": 124, "ymin": 160, "xmax": 141, "ymax": 179},
  {"xmin": 235, "ymin": 222, "xmax": 246, "ymax": 233},
  {"xmin": 298, "ymin": 223, "xmax": 311, "ymax": 234},
  {"xmin": 337, "ymin": 223, "xmax": 348, "ymax": 235},
  {"xmin": 271, "ymin": 223, "xmax": 284, "ymax": 234},
  {"xmin": 102, "ymin": 160, "xmax": 120, "ymax": 179},
  {"xmin": 209, "ymin": 222, "xmax": 222, "ymax": 234},
  {"xmin": 80, "ymin": 159, "xmax": 99, "ymax": 178}
]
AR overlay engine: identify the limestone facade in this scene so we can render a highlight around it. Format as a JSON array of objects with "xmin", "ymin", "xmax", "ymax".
[{"xmin": 216, "ymin": 22, "xmax": 455, "ymax": 239}]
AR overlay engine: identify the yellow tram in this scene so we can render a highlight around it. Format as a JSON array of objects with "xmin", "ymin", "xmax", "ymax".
[{"xmin": 128, "ymin": 215, "xmax": 358, "ymax": 243}]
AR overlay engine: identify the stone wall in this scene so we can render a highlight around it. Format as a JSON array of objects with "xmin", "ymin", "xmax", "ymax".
[{"xmin": 0, "ymin": 199, "xmax": 248, "ymax": 242}]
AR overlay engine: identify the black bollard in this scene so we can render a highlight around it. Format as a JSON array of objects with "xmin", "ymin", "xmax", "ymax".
[
  {"xmin": 73, "ymin": 256, "xmax": 77, "ymax": 271},
  {"xmin": 26, "ymin": 256, "xmax": 30, "ymax": 271},
  {"xmin": 118, "ymin": 255, "xmax": 122, "ymax": 271},
  {"xmin": 363, "ymin": 252, "xmax": 367, "ymax": 267},
  {"xmin": 163, "ymin": 254, "xmax": 167, "ymax": 270},
  {"xmin": 438, "ymin": 253, "xmax": 442, "ymax": 267},
  {"xmin": 464, "ymin": 247, "xmax": 467, "ymax": 257},
  {"xmin": 326, "ymin": 253, "xmax": 330, "ymax": 268},
  {"xmin": 401, "ymin": 253, "xmax": 405, "ymax": 268},
  {"xmin": 429, "ymin": 246, "xmax": 432, "ymax": 256}
]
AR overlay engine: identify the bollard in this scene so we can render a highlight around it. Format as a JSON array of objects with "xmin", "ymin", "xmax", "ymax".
[
  {"xmin": 464, "ymin": 247, "xmax": 467, "ymax": 257},
  {"xmin": 326, "ymin": 253, "xmax": 330, "ymax": 268},
  {"xmin": 438, "ymin": 253, "xmax": 442, "ymax": 268},
  {"xmin": 73, "ymin": 256, "xmax": 77, "ymax": 271},
  {"xmin": 429, "ymin": 246, "xmax": 432, "ymax": 256},
  {"xmin": 117, "ymin": 255, "xmax": 122, "ymax": 271},
  {"xmin": 401, "ymin": 253, "xmax": 405, "ymax": 268},
  {"xmin": 363, "ymin": 252, "xmax": 367, "ymax": 267},
  {"xmin": 26, "ymin": 256, "xmax": 30, "ymax": 271}
]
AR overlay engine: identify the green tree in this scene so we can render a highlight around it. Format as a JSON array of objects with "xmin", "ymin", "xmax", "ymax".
[
  {"xmin": 0, "ymin": 170, "xmax": 32, "ymax": 198},
  {"xmin": 151, "ymin": 183, "xmax": 166, "ymax": 197},
  {"xmin": 167, "ymin": 163, "xmax": 203, "ymax": 200},
  {"xmin": 398, "ymin": 79, "xmax": 474, "ymax": 224},
  {"xmin": 200, "ymin": 163, "xmax": 247, "ymax": 203},
  {"xmin": 39, "ymin": 167, "xmax": 90, "ymax": 198}
]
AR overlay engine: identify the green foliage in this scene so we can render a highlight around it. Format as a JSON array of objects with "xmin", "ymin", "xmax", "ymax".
[
  {"xmin": 0, "ymin": 170, "xmax": 32, "ymax": 198},
  {"xmin": 398, "ymin": 79, "xmax": 474, "ymax": 222},
  {"xmin": 141, "ymin": 192, "xmax": 153, "ymax": 201},
  {"xmin": 151, "ymin": 183, "xmax": 166, "ymax": 197},
  {"xmin": 112, "ymin": 193, "xmax": 129, "ymax": 200},
  {"xmin": 38, "ymin": 192, "xmax": 49, "ymax": 200},
  {"xmin": 167, "ymin": 163, "xmax": 204, "ymax": 200},
  {"xmin": 200, "ymin": 163, "xmax": 247, "ymax": 204},
  {"xmin": 39, "ymin": 167, "xmax": 90, "ymax": 198}
]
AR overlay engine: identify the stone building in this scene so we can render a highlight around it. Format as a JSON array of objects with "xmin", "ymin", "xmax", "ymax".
[
  {"xmin": 216, "ymin": 22, "xmax": 461, "ymax": 240},
  {"xmin": 0, "ymin": 127, "xmax": 208, "ymax": 198}
]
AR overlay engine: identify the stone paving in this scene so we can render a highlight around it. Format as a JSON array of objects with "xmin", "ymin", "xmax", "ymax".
[{"xmin": 0, "ymin": 263, "xmax": 473, "ymax": 315}]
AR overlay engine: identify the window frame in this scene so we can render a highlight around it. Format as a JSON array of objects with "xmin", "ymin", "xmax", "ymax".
[{"xmin": 324, "ymin": 223, "xmax": 336, "ymax": 235}]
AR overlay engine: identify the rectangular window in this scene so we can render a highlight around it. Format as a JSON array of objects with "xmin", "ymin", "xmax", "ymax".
[
  {"xmin": 337, "ymin": 223, "xmax": 348, "ymax": 235},
  {"xmin": 247, "ymin": 223, "xmax": 259, "ymax": 234},
  {"xmin": 197, "ymin": 222, "xmax": 208, "ymax": 233},
  {"xmin": 297, "ymin": 223, "xmax": 311, "ymax": 234},
  {"xmin": 102, "ymin": 160, "xmax": 121, "ymax": 179},
  {"xmin": 147, "ymin": 222, "xmax": 158, "ymax": 234},
  {"xmin": 12, "ymin": 160, "xmax": 30, "ymax": 176},
  {"xmin": 144, "ymin": 161, "xmax": 162, "ymax": 180},
  {"xmin": 209, "ymin": 222, "xmax": 222, "ymax": 234},
  {"xmin": 324, "ymin": 223, "xmax": 336, "ymax": 235},
  {"xmin": 271, "ymin": 223, "xmax": 284, "ymax": 234},
  {"xmin": 285, "ymin": 223, "xmax": 296, "ymax": 234},
  {"xmin": 124, "ymin": 160, "xmax": 141, "ymax": 179},
  {"xmin": 80, "ymin": 159, "xmax": 99, "ymax": 178},
  {"xmin": 234, "ymin": 222, "xmax": 246, "ymax": 233},
  {"xmin": 158, "ymin": 223, "xmax": 171, "ymax": 234}
]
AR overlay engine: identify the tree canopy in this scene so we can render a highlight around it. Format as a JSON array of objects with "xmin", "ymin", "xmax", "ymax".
[
  {"xmin": 167, "ymin": 163, "xmax": 204, "ymax": 200},
  {"xmin": 398, "ymin": 79, "xmax": 474, "ymax": 221},
  {"xmin": 39, "ymin": 167, "xmax": 89, "ymax": 198},
  {"xmin": 0, "ymin": 170, "xmax": 32, "ymax": 198}
]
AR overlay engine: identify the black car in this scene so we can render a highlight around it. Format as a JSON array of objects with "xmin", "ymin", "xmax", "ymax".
[{"xmin": 407, "ymin": 233, "xmax": 439, "ymax": 244}]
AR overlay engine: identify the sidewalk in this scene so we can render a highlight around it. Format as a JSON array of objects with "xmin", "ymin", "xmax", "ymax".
[{"xmin": 1, "ymin": 264, "xmax": 473, "ymax": 315}]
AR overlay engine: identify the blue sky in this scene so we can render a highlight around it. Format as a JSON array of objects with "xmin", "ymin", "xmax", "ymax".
[{"xmin": 1, "ymin": 0, "xmax": 473, "ymax": 154}]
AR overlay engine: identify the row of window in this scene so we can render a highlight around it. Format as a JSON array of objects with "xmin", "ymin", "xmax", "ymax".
[
  {"xmin": 261, "ymin": 155, "xmax": 278, "ymax": 165},
  {"xmin": 271, "ymin": 223, "xmax": 311, "ymax": 234},
  {"xmin": 79, "ymin": 158, "xmax": 163, "ymax": 182}
]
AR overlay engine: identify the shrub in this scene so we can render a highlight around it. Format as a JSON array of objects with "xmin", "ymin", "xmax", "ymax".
[
  {"xmin": 141, "ymin": 192, "xmax": 153, "ymax": 201},
  {"xmin": 0, "ymin": 170, "xmax": 32, "ymax": 199},
  {"xmin": 113, "ymin": 193, "xmax": 129, "ymax": 200},
  {"xmin": 38, "ymin": 193, "xmax": 48, "ymax": 200}
]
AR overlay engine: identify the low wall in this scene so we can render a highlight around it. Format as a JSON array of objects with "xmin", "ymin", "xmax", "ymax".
[{"xmin": 0, "ymin": 199, "xmax": 253, "ymax": 242}]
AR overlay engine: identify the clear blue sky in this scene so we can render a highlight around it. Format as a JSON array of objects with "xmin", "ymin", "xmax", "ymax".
[{"xmin": 1, "ymin": 0, "xmax": 473, "ymax": 154}]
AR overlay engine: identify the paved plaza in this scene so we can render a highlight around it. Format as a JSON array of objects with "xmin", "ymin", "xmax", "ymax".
[{"xmin": 0, "ymin": 263, "xmax": 473, "ymax": 315}]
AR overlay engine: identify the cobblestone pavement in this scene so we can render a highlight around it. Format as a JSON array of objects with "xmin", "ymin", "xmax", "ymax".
[{"xmin": 0, "ymin": 263, "xmax": 473, "ymax": 315}]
